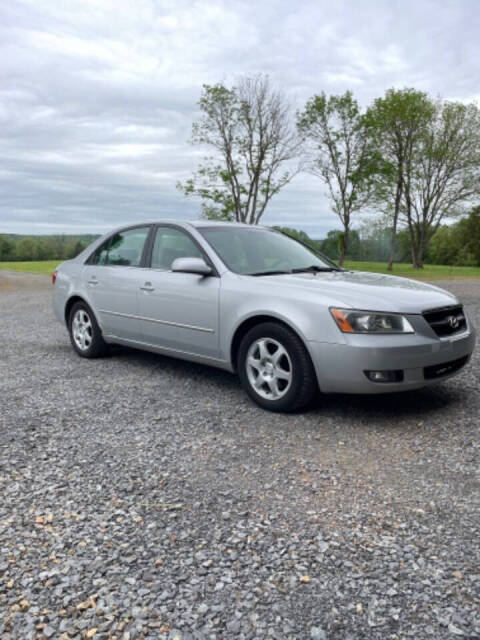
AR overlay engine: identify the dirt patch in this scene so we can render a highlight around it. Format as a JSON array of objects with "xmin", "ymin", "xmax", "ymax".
[
  {"xmin": 0, "ymin": 270, "xmax": 51, "ymax": 293},
  {"xmin": 0, "ymin": 277, "xmax": 14, "ymax": 292}
]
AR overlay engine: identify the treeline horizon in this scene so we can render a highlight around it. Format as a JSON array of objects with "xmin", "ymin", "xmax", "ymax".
[
  {"xmin": 278, "ymin": 204, "xmax": 480, "ymax": 266},
  {"xmin": 1, "ymin": 207, "xmax": 479, "ymax": 266},
  {"xmin": 0, "ymin": 234, "xmax": 99, "ymax": 262}
]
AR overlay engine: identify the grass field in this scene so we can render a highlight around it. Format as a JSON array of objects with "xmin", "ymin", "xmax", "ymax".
[
  {"xmin": 1, "ymin": 259, "xmax": 480, "ymax": 279},
  {"xmin": 0, "ymin": 260, "xmax": 60, "ymax": 275},
  {"xmin": 344, "ymin": 261, "xmax": 480, "ymax": 279}
]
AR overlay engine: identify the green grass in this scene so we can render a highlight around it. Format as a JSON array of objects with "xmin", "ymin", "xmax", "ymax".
[
  {"xmin": 344, "ymin": 261, "xmax": 480, "ymax": 279},
  {"xmin": 0, "ymin": 260, "xmax": 60, "ymax": 275},
  {"xmin": 1, "ymin": 259, "xmax": 480, "ymax": 280}
]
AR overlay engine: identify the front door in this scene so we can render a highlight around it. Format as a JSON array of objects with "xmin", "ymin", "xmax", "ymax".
[
  {"xmin": 82, "ymin": 225, "xmax": 151, "ymax": 342},
  {"xmin": 137, "ymin": 226, "xmax": 220, "ymax": 358}
]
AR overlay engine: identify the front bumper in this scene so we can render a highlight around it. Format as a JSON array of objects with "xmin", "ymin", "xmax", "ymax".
[{"xmin": 308, "ymin": 325, "xmax": 476, "ymax": 394}]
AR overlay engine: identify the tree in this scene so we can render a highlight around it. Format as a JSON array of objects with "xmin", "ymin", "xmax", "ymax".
[
  {"xmin": 36, "ymin": 237, "xmax": 56, "ymax": 260},
  {"xmin": 459, "ymin": 207, "xmax": 480, "ymax": 265},
  {"xmin": 297, "ymin": 91, "xmax": 375, "ymax": 266},
  {"xmin": 273, "ymin": 226, "xmax": 313, "ymax": 245},
  {"xmin": 178, "ymin": 74, "xmax": 301, "ymax": 224},
  {"xmin": 318, "ymin": 230, "xmax": 343, "ymax": 260},
  {"xmin": 429, "ymin": 207, "xmax": 480, "ymax": 266},
  {"xmin": 357, "ymin": 220, "xmax": 393, "ymax": 262},
  {"xmin": 16, "ymin": 237, "xmax": 37, "ymax": 261},
  {"xmin": 427, "ymin": 225, "xmax": 459, "ymax": 265},
  {"xmin": 0, "ymin": 235, "xmax": 15, "ymax": 261},
  {"xmin": 403, "ymin": 100, "xmax": 480, "ymax": 267},
  {"xmin": 65, "ymin": 240, "xmax": 86, "ymax": 259},
  {"xmin": 315, "ymin": 229, "xmax": 360, "ymax": 261},
  {"xmin": 364, "ymin": 89, "xmax": 435, "ymax": 270}
]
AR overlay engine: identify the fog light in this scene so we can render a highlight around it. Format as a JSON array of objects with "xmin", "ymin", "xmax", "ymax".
[{"xmin": 364, "ymin": 370, "xmax": 403, "ymax": 383}]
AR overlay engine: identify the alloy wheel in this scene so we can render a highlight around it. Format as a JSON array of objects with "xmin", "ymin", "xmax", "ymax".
[
  {"xmin": 72, "ymin": 309, "xmax": 93, "ymax": 352},
  {"xmin": 246, "ymin": 337, "xmax": 293, "ymax": 400}
]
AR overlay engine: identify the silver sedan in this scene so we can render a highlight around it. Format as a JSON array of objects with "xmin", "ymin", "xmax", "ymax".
[{"xmin": 52, "ymin": 221, "xmax": 476, "ymax": 411}]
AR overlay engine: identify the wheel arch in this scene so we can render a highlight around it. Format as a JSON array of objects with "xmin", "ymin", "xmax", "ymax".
[
  {"xmin": 64, "ymin": 295, "xmax": 101, "ymax": 329},
  {"xmin": 230, "ymin": 313, "xmax": 314, "ymax": 373}
]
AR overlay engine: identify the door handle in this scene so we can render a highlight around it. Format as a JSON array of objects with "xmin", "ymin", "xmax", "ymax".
[
  {"xmin": 88, "ymin": 277, "xmax": 98, "ymax": 285},
  {"xmin": 140, "ymin": 282, "xmax": 155, "ymax": 292}
]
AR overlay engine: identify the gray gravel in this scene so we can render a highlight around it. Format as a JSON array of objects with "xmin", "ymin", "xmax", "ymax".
[{"xmin": 0, "ymin": 271, "xmax": 479, "ymax": 640}]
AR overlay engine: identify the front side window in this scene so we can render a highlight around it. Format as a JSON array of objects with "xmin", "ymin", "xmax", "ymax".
[{"xmin": 151, "ymin": 226, "xmax": 203, "ymax": 270}]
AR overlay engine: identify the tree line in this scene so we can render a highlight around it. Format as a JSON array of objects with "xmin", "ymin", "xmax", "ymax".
[
  {"xmin": 178, "ymin": 75, "xmax": 480, "ymax": 268},
  {"xmin": 0, "ymin": 234, "xmax": 98, "ymax": 262},
  {"xmin": 2, "ymin": 213, "xmax": 478, "ymax": 265},
  {"xmin": 277, "ymin": 205, "xmax": 480, "ymax": 266}
]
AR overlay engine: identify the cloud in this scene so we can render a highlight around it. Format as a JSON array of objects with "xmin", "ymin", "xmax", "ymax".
[{"xmin": 1, "ymin": 0, "xmax": 479, "ymax": 236}]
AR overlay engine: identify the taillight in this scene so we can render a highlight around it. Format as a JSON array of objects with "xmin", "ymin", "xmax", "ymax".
[{"xmin": 52, "ymin": 270, "xmax": 58, "ymax": 285}]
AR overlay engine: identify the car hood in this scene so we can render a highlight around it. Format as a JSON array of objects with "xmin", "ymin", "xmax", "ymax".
[{"xmin": 249, "ymin": 270, "xmax": 459, "ymax": 314}]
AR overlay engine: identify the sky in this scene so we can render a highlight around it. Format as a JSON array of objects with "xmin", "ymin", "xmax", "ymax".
[{"xmin": 1, "ymin": 0, "xmax": 479, "ymax": 237}]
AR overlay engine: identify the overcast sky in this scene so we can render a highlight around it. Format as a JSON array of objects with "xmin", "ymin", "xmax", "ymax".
[{"xmin": 1, "ymin": 0, "xmax": 479, "ymax": 237}]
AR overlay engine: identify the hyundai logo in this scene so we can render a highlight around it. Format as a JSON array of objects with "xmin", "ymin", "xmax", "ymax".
[{"xmin": 448, "ymin": 315, "xmax": 459, "ymax": 329}]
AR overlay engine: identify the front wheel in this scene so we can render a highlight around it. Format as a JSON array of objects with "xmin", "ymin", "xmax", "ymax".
[
  {"xmin": 69, "ymin": 301, "xmax": 108, "ymax": 358},
  {"xmin": 238, "ymin": 322, "xmax": 317, "ymax": 412}
]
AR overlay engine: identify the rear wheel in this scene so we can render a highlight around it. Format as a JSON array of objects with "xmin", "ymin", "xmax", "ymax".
[
  {"xmin": 238, "ymin": 322, "xmax": 317, "ymax": 412},
  {"xmin": 68, "ymin": 301, "xmax": 108, "ymax": 358}
]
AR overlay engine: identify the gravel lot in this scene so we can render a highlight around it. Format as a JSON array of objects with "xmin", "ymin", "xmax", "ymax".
[{"xmin": 1, "ymin": 271, "xmax": 479, "ymax": 640}]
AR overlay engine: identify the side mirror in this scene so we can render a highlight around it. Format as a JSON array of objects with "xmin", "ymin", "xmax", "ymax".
[{"xmin": 171, "ymin": 257, "xmax": 212, "ymax": 276}]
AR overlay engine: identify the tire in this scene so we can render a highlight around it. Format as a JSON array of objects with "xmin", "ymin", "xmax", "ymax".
[
  {"xmin": 237, "ymin": 322, "xmax": 317, "ymax": 412},
  {"xmin": 68, "ymin": 301, "xmax": 108, "ymax": 358}
]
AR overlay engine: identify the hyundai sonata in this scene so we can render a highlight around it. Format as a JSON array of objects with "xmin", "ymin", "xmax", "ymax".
[{"xmin": 52, "ymin": 221, "xmax": 476, "ymax": 411}]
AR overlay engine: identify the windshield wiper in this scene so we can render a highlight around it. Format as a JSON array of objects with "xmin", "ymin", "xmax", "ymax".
[
  {"xmin": 249, "ymin": 265, "xmax": 341, "ymax": 276},
  {"xmin": 248, "ymin": 269, "xmax": 292, "ymax": 276},
  {"xmin": 291, "ymin": 265, "xmax": 341, "ymax": 274}
]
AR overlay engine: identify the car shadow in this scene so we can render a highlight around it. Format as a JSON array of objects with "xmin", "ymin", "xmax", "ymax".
[
  {"xmin": 109, "ymin": 344, "xmax": 469, "ymax": 421},
  {"xmin": 110, "ymin": 344, "xmax": 239, "ymax": 390},
  {"xmin": 310, "ymin": 384, "xmax": 463, "ymax": 420}
]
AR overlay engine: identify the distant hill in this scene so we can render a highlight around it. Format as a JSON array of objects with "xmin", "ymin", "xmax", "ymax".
[
  {"xmin": 0, "ymin": 233, "xmax": 101, "ymax": 261},
  {"xmin": 5, "ymin": 233, "xmax": 100, "ymax": 244}
]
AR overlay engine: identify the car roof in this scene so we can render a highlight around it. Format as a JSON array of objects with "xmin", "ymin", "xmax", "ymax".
[
  {"xmin": 111, "ymin": 220, "xmax": 268, "ymax": 232},
  {"xmin": 189, "ymin": 220, "xmax": 265, "ymax": 228}
]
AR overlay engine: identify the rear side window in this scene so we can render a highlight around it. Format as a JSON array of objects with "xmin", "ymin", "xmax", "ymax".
[
  {"xmin": 151, "ymin": 226, "xmax": 203, "ymax": 270},
  {"xmin": 89, "ymin": 227, "xmax": 150, "ymax": 267},
  {"xmin": 107, "ymin": 228, "xmax": 150, "ymax": 266},
  {"xmin": 90, "ymin": 240, "xmax": 110, "ymax": 265}
]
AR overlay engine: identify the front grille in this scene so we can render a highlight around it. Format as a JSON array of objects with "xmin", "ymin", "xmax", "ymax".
[
  {"xmin": 424, "ymin": 355, "xmax": 470, "ymax": 380},
  {"xmin": 423, "ymin": 305, "xmax": 467, "ymax": 337}
]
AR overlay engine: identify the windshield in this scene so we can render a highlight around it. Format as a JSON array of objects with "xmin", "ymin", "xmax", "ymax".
[{"xmin": 199, "ymin": 226, "xmax": 339, "ymax": 275}]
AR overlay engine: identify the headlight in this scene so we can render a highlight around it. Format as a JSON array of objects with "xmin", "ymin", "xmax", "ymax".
[{"xmin": 330, "ymin": 308, "xmax": 414, "ymax": 334}]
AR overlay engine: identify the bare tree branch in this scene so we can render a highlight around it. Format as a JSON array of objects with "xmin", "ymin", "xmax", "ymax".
[{"xmin": 178, "ymin": 74, "xmax": 302, "ymax": 224}]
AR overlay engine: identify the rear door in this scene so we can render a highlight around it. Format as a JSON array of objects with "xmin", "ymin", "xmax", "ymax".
[
  {"xmin": 82, "ymin": 225, "xmax": 152, "ymax": 342},
  {"xmin": 136, "ymin": 225, "xmax": 220, "ymax": 358}
]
